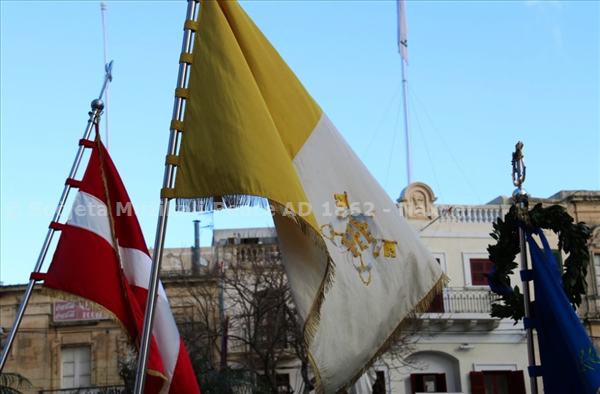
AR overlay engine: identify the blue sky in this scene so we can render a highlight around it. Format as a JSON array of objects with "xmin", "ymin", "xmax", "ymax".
[{"xmin": 1, "ymin": 1, "xmax": 598, "ymax": 285}]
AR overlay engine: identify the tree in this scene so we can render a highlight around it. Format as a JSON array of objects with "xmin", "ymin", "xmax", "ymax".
[
  {"xmin": 169, "ymin": 233, "xmax": 308, "ymax": 393},
  {"xmin": 169, "ymin": 229, "xmax": 428, "ymax": 393},
  {"xmin": 0, "ymin": 372, "xmax": 32, "ymax": 394}
]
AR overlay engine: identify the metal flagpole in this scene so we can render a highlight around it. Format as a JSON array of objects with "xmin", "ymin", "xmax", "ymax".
[
  {"xmin": 133, "ymin": 1, "xmax": 199, "ymax": 392},
  {"xmin": 401, "ymin": 58, "xmax": 412, "ymax": 186},
  {"xmin": 398, "ymin": 0, "xmax": 412, "ymax": 186},
  {"xmin": 0, "ymin": 63, "xmax": 114, "ymax": 372},
  {"xmin": 512, "ymin": 142, "xmax": 539, "ymax": 394},
  {"xmin": 101, "ymin": 2, "xmax": 110, "ymax": 151}
]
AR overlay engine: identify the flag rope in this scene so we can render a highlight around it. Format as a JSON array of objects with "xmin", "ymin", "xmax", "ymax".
[{"xmin": 94, "ymin": 125, "xmax": 127, "ymax": 292}]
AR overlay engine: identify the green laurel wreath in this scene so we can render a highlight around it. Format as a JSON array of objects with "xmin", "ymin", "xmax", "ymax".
[{"xmin": 487, "ymin": 203, "xmax": 592, "ymax": 323}]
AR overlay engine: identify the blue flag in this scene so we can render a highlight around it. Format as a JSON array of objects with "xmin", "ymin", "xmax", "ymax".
[{"xmin": 527, "ymin": 228, "xmax": 600, "ymax": 393}]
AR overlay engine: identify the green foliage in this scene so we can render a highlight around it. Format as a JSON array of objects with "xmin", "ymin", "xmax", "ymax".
[
  {"xmin": 116, "ymin": 356, "xmax": 137, "ymax": 394},
  {"xmin": 487, "ymin": 203, "xmax": 591, "ymax": 324},
  {"xmin": 486, "ymin": 205, "xmax": 525, "ymax": 323},
  {"xmin": 0, "ymin": 372, "xmax": 32, "ymax": 394},
  {"xmin": 528, "ymin": 204, "xmax": 592, "ymax": 307}
]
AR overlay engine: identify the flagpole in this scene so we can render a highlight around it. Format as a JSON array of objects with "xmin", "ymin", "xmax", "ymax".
[
  {"xmin": 397, "ymin": 0, "xmax": 411, "ymax": 187},
  {"xmin": 101, "ymin": 2, "xmax": 110, "ymax": 151},
  {"xmin": 133, "ymin": 1, "xmax": 199, "ymax": 392},
  {"xmin": 0, "ymin": 69, "xmax": 113, "ymax": 372},
  {"xmin": 512, "ymin": 142, "xmax": 539, "ymax": 394},
  {"xmin": 401, "ymin": 58, "xmax": 412, "ymax": 186}
]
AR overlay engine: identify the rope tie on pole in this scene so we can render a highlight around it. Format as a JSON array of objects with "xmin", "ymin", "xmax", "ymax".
[{"xmin": 65, "ymin": 178, "xmax": 83, "ymax": 188}]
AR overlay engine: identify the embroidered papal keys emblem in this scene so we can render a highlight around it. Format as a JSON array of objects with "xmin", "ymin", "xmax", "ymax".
[{"xmin": 320, "ymin": 192, "xmax": 397, "ymax": 285}]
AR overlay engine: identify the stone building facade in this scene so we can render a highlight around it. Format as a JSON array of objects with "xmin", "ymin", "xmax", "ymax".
[{"xmin": 1, "ymin": 183, "xmax": 599, "ymax": 394}]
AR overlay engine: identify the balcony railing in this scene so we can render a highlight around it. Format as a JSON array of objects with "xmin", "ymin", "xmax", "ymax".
[
  {"xmin": 436, "ymin": 205, "xmax": 508, "ymax": 224},
  {"xmin": 160, "ymin": 268, "xmax": 194, "ymax": 278},
  {"xmin": 38, "ymin": 386, "xmax": 125, "ymax": 394},
  {"xmin": 399, "ymin": 203, "xmax": 509, "ymax": 224},
  {"xmin": 426, "ymin": 287, "xmax": 501, "ymax": 314},
  {"xmin": 236, "ymin": 245, "xmax": 280, "ymax": 262}
]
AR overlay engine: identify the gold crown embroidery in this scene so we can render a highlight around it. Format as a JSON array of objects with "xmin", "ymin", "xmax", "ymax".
[{"xmin": 321, "ymin": 192, "xmax": 398, "ymax": 285}]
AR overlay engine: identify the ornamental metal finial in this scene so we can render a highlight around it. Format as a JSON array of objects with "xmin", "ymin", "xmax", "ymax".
[
  {"xmin": 512, "ymin": 141, "xmax": 526, "ymax": 188},
  {"xmin": 512, "ymin": 142, "xmax": 528, "ymax": 205},
  {"xmin": 91, "ymin": 99, "xmax": 105, "ymax": 111}
]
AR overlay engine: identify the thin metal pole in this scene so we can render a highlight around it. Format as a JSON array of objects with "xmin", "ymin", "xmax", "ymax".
[
  {"xmin": 401, "ymin": 58, "xmax": 412, "ymax": 186},
  {"xmin": 515, "ymin": 193, "xmax": 539, "ymax": 394},
  {"xmin": 101, "ymin": 2, "xmax": 110, "ymax": 151},
  {"xmin": 133, "ymin": 1, "xmax": 199, "ymax": 393},
  {"xmin": 512, "ymin": 142, "xmax": 538, "ymax": 394},
  {"xmin": 0, "ymin": 90, "xmax": 111, "ymax": 372}
]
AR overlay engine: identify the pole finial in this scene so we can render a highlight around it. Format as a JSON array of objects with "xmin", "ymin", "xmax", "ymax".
[
  {"xmin": 512, "ymin": 141, "xmax": 526, "ymax": 188},
  {"xmin": 91, "ymin": 99, "xmax": 105, "ymax": 111},
  {"xmin": 512, "ymin": 141, "xmax": 529, "ymax": 208}
]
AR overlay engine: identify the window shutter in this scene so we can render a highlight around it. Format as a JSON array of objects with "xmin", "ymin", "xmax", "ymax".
[
  {"xmin": 508, "ymin": 370, "xmax": 526, "ymax": 394},
  {"xmin": 470, "ymin": 258, "xmax": 494, "ymax": 285},
  {"xmin": 470, "ymin": 371, "xmax": 486, "ymax": 394},
  {"xmin": 410, "ymin": 374, "xmax": 418, "ymax": 394},
  {"xmin": 435, "ymin": 373, "xmax": 447, "ymax": 392}
]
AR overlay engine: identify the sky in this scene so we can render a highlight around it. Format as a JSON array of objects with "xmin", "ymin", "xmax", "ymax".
[{"xmin": 1, "ymin": 1, "xmax": 598, "ymax": 285}]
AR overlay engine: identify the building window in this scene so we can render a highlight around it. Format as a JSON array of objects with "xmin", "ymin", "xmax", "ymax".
[
  {"xmin": 410, "ymin": 373, "xmax": 447, "ymax": 393},
  {"xmin": 61, "ymin": 346, "xmax": 91, "ymax": 389},
  {"xmin": 254, "ymin": 290, "xmax": 288, "ymax": 349},
  {"xmin": 259, "ymin": 373, "xmax": 291, "ymax": 394},
  {"xmin": 371, "ymin": 366, "xmax": 390, "ymax": 394},
  {"xmin": 470, "ymin": 370, "xmax": 525, "ymax": 394},
  {"xmin": 470, "ymin": 258, "xmax": 494, "ymax": 286},
  {"xmin": 463, "ymin": 253, "xmax": 494, "ymax": 287},
  {"xmin": 276, "ymin": 373, "xmax": 291, "ymax": 394},
  {"xmin": 594, "ymin": 254, "xmax": 600, "ymax": 293},
  {"xmin": 372, "ymin": 370, "xmax": 386, "ymax": 394}
]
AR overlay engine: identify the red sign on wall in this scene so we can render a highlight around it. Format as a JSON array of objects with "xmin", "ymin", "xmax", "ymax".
[{"xmin": 53, "ymin": 301, "xmax": 107, "ymax": 322}]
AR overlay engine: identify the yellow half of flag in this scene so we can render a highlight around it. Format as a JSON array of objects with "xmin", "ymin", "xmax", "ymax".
[
  {"xmin": 169, "ymin": 0, "xmax": 322, "ymax": 233},
  {"xmin": 163, "ymin": 1, "xmax": 446, "ymax": 392}
]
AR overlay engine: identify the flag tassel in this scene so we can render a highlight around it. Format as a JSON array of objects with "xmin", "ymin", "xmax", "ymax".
[{"xmin": 313, "ymin": 272, "xmax": 449, "ymax": 394}]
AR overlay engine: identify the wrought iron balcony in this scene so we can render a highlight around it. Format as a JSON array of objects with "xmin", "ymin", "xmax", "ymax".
[
  {"xmin": 425, "ymin": 287, "xmax": 501, "ymax": 314},
  {"xmin": 421, "ymin": 287, "xmax": 502, "ymax": 330}
]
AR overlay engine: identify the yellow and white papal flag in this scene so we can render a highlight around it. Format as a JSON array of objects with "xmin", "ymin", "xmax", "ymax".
[{"xmin": 161, "ymin": 1, "xmax": 445, "ymax": 392}]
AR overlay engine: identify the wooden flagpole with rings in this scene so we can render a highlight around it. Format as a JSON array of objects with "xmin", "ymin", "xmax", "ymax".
[
  {"xmin": 132, "ymin": 1, "xmax": 200, "ymax": 393},
  {"xmin": 512, "ymin": 142, "xmax": 539, "ymax": 394},
  {"xmin": 0, "ymin": 62, "xmax": 114, "ymax": 372}
]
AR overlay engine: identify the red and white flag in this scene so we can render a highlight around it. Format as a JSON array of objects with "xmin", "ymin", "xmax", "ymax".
[{"xmin": 40, "ymin": 138, "xmax": 200, "ymax": 394}]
